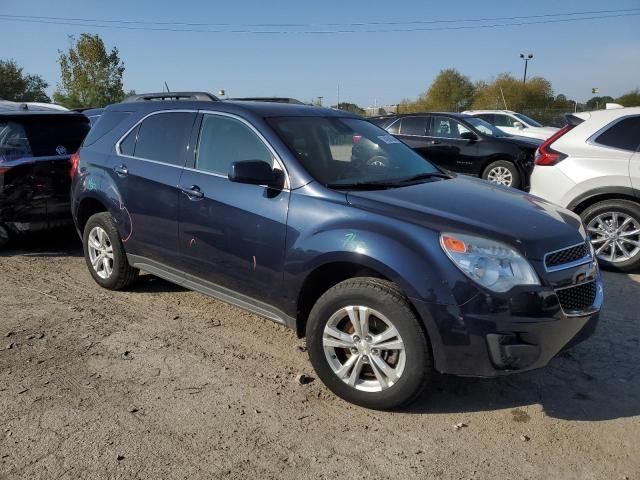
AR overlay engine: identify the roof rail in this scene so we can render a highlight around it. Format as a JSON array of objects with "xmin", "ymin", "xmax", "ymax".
[{"xmin": 121, "ymin": 92, "xmax": 219, "ymax": 103}]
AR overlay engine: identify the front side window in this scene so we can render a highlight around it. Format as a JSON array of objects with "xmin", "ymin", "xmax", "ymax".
[
  {"xmin": 196, "ymin": 115, "xmax": 274, "ymax": 176},
  {"xmin": 514, "ymin": 113, "xmax": 543, "ymax": 128},
  {"xmin": 465, "ymin": 117, "xmax": 510, "ymax": 137},
  {"xmin": 429, "ymin": 116, "xmax": 469, "ymax": 138},
  {"xmin": 268, "ymin": 116, "xmax": 440, "ymax": 186},
  {"xmin": 493, "ymin": 114, "xmax": 517, "ymax": 127},
  {"xmin": 594, "ymin": 116, "xmax": 640, "ymax": 151},
  {"xmin": 130, "ymin": 112, "xmax": 195, "ymax": 165}
]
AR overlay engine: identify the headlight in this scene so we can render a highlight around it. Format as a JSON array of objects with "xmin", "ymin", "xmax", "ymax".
[{"xmin": 440, "ymin": 232, "xmax": 539, "ymax": 292}]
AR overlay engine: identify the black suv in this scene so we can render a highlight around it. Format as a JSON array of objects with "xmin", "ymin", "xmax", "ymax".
[
  {"xmin": 370, "ymin": 113, "xmax": 541, "ymax": 190},
  {"xmin": 0, "ymin": 101, "xmax": 90, "ymax": 246},
  {"xmin": 71, "ymin": 95, "xmax": 601, "ymax": 409}
]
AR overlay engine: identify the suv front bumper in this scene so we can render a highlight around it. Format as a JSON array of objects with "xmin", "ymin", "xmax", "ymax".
[{"xmin": 411, "ymin": 268, "xmax": 603, "ymax": 377}]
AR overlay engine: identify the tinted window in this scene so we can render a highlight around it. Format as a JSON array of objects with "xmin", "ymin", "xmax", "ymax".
[
  {"xmin": 133, "ymin": 112, "xmax": 195, "ymax": 165},
  {"xmin": 430, "ymin": 116, "xmax": 470, "ymax": 138},
  {"xmin": 196, "ymin": 115, "xmax": 273, "ymax": 176},
  {"xmin": 0, "ymin": 121, "xmax": 32, "ymax": 161},
  {"xmin": 399, "ymin": 117, "xmax": 427, "ymax": 136},
  {"xmin": 595, "ymin": 117, "xmax": 640, "ymax": 151},
  {"xmin": 83, "ymin": 111, "xmax": 130, "ymax": 146},
  {"xmin": 386, "ymin": 119, "xmax": 401, "ymax": 134},
  {"xmin": 119, "ymin": 124, "xmax": 139, "ymax": 156},
  {"xmin": 477, "ymin": 114, "xmax": 495, "ymax": 124},
  {"xmin": 492, "ymin": 114, "xmax": 517, "ymax": 127},
  {"xmin": 0, "ymin": 115, "xmax": 89, "ymax": 160}
]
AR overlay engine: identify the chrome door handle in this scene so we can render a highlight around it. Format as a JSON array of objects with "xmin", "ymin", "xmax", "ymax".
[
  {"xmin": 180, "ymin": 185, "xmax": 204, "ymax": 200},
  {"xmin": 114, "ymin": 164, "xmax": 129, "ymax": 177}
]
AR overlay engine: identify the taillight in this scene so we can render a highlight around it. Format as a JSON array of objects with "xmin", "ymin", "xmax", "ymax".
[
  {"xmin": 0, "ymin": 167, "xmax": 11, "ymax": 175},
  {"xmin": 352, "ymin": 135, "xmax": 362, "ymax": 143},
  {"xmin": 534, "ymin": 125, "xmax": 573, "ymax": 166},
  {"xmin": 69, "ymin": 152, "xmax": 80, "ymax": 178}
]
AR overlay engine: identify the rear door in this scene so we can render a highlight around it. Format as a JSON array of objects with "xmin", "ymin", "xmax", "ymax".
[
  {"xmin": 393, "ymin": 116, "xmax": 431, "ymax": 158},
  {"xmin": 178, "ymin": 112, "xmax": 290, "ymax": 305},
  {"xmin": 590, "ymin": 115, "xmax": 640, "ymax": 191},
  {"xmin": 113, "ymin": 111, "xmax": 196, "ymax": 267}
]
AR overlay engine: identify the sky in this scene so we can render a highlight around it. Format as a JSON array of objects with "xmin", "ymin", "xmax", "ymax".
[{"xmin": 1, "ymin": 0, "xmax": 639, "ymax": 107}]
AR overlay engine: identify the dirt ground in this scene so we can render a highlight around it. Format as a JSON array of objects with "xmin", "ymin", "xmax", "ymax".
[{"xmin": 1, "ymin": 228, "xmax": 638, "ymax": 480}]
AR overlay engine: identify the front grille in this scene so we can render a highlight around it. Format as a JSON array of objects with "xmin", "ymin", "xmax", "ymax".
[
  {"xmin": 556, "ymin": 281, "xmax": 597, "ymax": 312},
  {"xmin": 545, "ymin": 242, "xmax": 590, "ymax": 270}
]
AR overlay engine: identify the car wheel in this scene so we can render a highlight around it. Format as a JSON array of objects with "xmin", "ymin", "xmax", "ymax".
[
  {"xmin": 306, "ymin": 277, "xmax": 432, "ymax": 409},
  {"xmin": 83, "ymin": 212, "xmax": 138, "ymax": 289},
  {"xmin": 581, "ymin": 199, "xmax": 640, "ymax": 272},
  {"xmin": 482, "ymin": 160, "xmax": 520, "ymax": 188},
  {"xmin": 0, "ymin": 224, "xmax": 9, "ymax": 248}
]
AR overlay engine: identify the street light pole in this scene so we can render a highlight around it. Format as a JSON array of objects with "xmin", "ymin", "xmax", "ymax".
[{"xmin": 520, "ymin": 53, "xmax": 533, "ymax": 84}]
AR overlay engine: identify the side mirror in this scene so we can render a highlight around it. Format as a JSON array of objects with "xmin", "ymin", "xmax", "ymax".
[
  {"xmin": 460, "ymin": 131, "xmax": 478, "ymax": 141},
  {"xmin": 228, "ymin": 160, "xmax": 283, "ymax": 188},
  {"xmin": 513, "ymin": 121, "xmax": 524, "ymax": 129}
]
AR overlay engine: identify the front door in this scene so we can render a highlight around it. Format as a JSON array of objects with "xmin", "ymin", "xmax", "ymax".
[
  {"xmin": 178, "ymin": 113, "xmax": 290, "ymax": 305},
  {"xmin": 423, "ymin": 115, "xmax": 480, "ymax": 174}
]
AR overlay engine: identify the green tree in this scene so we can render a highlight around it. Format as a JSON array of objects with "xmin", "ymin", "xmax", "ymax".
[
  {"xmin": 616, "ymin": 89, "xmax": 640, "ymax": 107},
  {"xmin": 472, "ymin": 73, "xmax": 554, "ymax": 111},
  {"xmin": 585, "ymin": 96, "xmax": 615, "ymax": 110},
  {"xmin": 332, "ymin": 102, "xmax": 366, "ymax": 116},
  {"xmin": 53, "ymin": 34, "xmax": 125, "ymax": 108},
  {"xmin": 0, "ymin": 59, "xmax": 50, "ymax": 102},
  {"xmin": 411, "ymin": 69, "xmax": 475, "ymax": 112}
]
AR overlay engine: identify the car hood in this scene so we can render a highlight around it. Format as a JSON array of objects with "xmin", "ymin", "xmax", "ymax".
[{"xmin": 346, "ymin": 175, "xmax": 585, "ymax": 260}]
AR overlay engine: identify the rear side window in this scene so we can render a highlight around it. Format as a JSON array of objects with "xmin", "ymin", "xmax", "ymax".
[
  {"xmin": 83, "ymin": 111, "xmax": 130, "ymax": 146},
  {"xmin": 195, "ymin": 114, "xmax": 273, "ymax": 176},
  {"xmin": 119, "ymin": 124, "xmax": 139, "ymax": 156},
  {"xmin": 594, "ymin": 116, "xmax": 640, "ymax": 151},
  {"xmin": 130, "ymin": 112, "xmax": 196, "ymax": 165},
  {"xmin": 0, "ymin": 115, "xmax": 89, "ymax": 161},
  {"xmin": 386, "ymin": 119, "xmax": 400, "ymax": 134},
  {"xmin": 399, "ymin": 117, "xmax": 427, "ymax": 136}
]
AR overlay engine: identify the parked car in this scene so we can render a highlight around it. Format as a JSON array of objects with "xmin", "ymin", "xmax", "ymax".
[
  {"xmin": 71, "ymin": 96, "xmax": 601, "ymax": 409},
  {"xmin": 463, "ymin": 110, "xmax": 559, "ymax": 140},
  {"xmin": 530, "ymin": 107, "xmax": 640, "ymax": 272},
  {"xmin": 370, "ymin": 113, "xmax": 540, "ymax": 190},
  {"xmin": 0, "ymin": 101, "xmax": 90, "ymax": 246}
]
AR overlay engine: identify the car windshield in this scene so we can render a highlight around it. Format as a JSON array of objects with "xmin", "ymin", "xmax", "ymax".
[
  {"xmin": 268, "ymin": 116, "xmax": 441, "ymax": 187},
  {"xmin": 514, "ymin": 113, "xmax": 544, "ymax": 127},
  {"xmin": 465, "ymin": 117, "xmax": 511, "ymax": 137}
]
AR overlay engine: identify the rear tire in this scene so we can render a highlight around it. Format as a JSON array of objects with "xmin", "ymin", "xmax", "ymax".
[
  {"xmin": 581, "ymin": 199, "xmax": 640, "ymax": 273},
  {"xmin": 306, "ymin": 278, "xmax": 432, "ymax": 410},
  {"xmin": 482, "ymin": 160, "xmax": 520, "ymax": 189},
  {"xmin": 82, "ymin": 212, "xmax": 138, "ymax": 289}
]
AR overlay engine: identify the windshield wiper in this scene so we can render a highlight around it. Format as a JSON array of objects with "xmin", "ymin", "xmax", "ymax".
[{"xmin": 392, "ymin": 172, "xmax": 452, "ymax": 183}]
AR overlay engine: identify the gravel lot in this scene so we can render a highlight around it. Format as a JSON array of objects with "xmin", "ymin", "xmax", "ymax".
[{"xmin": 1, "ymin": 228, "xmax": 639, "ymax": 480}]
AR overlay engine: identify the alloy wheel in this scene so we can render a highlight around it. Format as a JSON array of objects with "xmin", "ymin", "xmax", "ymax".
[
  {"xmin": 587, "ymin": 211, "xmax": 640, "ymax": 263},
  {"xmin": 87, "ymin": 226, "xmax": 114, "ymax": 279},
  {"xmin": 322, "ymin": 306, "xmax": 406, "ymax": 392},
  {"xmin": 486, "ymin": 166, "xmax": 513, "ymax": 186}
]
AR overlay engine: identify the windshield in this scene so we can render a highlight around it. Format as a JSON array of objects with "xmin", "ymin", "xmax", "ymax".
[
  {"xmin": 465, "ymin": 117, "xmax": 510, "ymax": 137},
  {"xmin": 268, "ymin": 117, "xmax": 441, "ymax": 186},
  {"xmin": 514, "ymin": 113, "xmax": 544, "ymax": 127}
]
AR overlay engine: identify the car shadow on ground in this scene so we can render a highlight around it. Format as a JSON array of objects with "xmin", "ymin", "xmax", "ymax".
[
  {"xmin": 407, "ymin": 271, "xmax": 640, "ymax": 422},
  {"xmin": 0, "ymin": 226, "xmax": 83, "ymax": 258}
]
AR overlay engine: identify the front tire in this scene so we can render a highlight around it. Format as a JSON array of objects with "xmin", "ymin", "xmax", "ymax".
[
  {"xmin": 482, "ymin": 160, "xmax": 520, "ymax": 189},
  {"xmin": 306, "ymin": 278, "xmax": 432, "ymax": 410},
  {"xmin": 581, "ymin": 199, "xmax": 640, "ymax": 272},
  {"xmin": 83, "ymin": 212, "xmax": 138, "ymax": 289}
]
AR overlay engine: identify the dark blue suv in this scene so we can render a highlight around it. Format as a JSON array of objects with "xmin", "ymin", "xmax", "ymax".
[{"xmin": 71, "ymin": 96, "xmax": 602, "ymax": 409}]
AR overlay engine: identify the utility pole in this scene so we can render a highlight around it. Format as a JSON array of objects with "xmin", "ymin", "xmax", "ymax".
[
  {"xmin": 336, "ymin": 84, "xmax": 340, "ymax": 109},
  {"xmin": 520, "ymin": 53, "xmax": 533, "ymax": 84},
  {"xmin": 317, "ymin": 96, "xmax": 323, "ymax": 107}
]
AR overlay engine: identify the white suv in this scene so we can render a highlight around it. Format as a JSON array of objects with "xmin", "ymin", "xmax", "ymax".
[
  {"xmin": 463, "ymin": 110, "xmax": 558, "ymax": 140},
  {"xmin": 529, "ymin": 107, "xmax": 640, "ymax": 272}
]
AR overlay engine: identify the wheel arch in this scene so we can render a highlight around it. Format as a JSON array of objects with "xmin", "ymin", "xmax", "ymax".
[
  {"xmin": 567, "ymin": 187, "xmax": 640, "ymax": 214},
  {"xmin": 76, "ymin": 196, "xmax": 109, "ymax": 235}
]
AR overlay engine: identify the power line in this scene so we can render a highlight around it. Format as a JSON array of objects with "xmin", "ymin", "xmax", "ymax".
[
  {"xmin": 0, "ymin": 11, "xmax": 637, "ymax": 34},
  {"xmin": 0, "ymin": 8, "xmax": 638, "ymax": 28}
]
